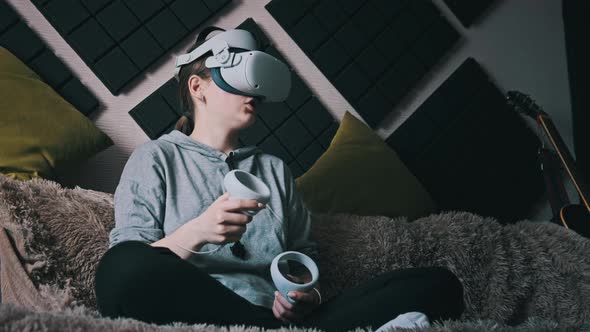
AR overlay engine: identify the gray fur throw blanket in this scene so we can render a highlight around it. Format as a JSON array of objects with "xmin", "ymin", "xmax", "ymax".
[{"xmin": 1, "ymin": 175, "xmax": 590, "ymax": 331}]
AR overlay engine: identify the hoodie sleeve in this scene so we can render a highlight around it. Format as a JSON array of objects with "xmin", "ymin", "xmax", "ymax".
[
  {"xmin": 283, "ymin": 162, "xmax": 319, "ymax": 260},
  {"xmin": 109, "ymin": 144, "xmax": 166, "ymax": 248}
]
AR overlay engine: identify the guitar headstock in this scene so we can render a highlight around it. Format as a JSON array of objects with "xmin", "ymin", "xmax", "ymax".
[{"xmin": 506, "ymin": 90, "xmax": 547, "ymax": 119}]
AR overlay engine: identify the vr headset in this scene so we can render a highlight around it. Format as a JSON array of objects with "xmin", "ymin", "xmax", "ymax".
[{"xmin": 174, "ymin": 27, "xmax": 291, "ymax": 103}]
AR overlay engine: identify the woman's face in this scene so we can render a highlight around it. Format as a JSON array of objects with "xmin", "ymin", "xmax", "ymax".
[{"xmin": 198, "ymin": 77, "xmax": 260, "ymax": 131}]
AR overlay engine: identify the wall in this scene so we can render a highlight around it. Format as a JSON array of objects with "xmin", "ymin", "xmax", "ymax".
[{"xmin": 7, "ymin": 0, "xmax": 571, "ymax": 221}]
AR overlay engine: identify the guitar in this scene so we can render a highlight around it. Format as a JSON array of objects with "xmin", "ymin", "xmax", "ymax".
[{"xmin": 507, "ymin": 90, "xmax": 590, "ymax": 238}]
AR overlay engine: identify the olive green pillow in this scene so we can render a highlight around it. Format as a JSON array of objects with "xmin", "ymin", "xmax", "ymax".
[
  {"xmin": 0, "ymin": 47, "xmax": 113, "ymax": 181},
  {"xmin": 295, "ymin": 111, "xmax": 436, "ymax": 220}
]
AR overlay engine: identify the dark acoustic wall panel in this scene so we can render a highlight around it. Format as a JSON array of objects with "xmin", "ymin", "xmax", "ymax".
[
  {"xmin": 387, "ymin": 58, "xmax": 544, "ymax": 223},
  {"xmin": 563, "ymin": 1, "xmax": 590, "ymax": 187},
  {"xmin": 31, "ymin": 0, "xmax": 231, "ymax": 95},
  {"xmin": 129, "ymin": 18, "xmax": 339, "ymax": 178},
  {"xmin": 266, "ymin": 0, "xmax": 460, "ymax": 129},
  {"xmin": 443, "ymin": 0, "xmax": 495, "ymax": 27},
  {"xmin": 0, "ymin": 0, "xmax": 99, "ymax": 115},
  {"xmin": 128, "ymin": 78, "xmax": 181, "ymax": 140}
]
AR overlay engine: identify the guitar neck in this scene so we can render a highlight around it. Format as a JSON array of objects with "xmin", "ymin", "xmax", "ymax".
[{"xmin": 538, "ymin": 115, "xmax": 590, "ymax": 213}]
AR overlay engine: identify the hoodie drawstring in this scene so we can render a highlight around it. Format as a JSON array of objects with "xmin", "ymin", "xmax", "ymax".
[
  {"xmin": 225, "ymin": 151, "xmax": 247, "ymax": 260},
  {"xmin": 226, "ymin": 151, "xmax": 236, "ymax": 170}
]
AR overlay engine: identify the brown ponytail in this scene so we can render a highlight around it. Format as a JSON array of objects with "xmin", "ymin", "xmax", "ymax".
[{"xmin": 174, "ymin": 27, "xmax": 222, "ymax": 135}]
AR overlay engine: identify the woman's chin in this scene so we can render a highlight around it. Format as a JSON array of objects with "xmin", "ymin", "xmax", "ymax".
[{"xmin": 241, "ymin": 111, "xmax": 257, "ymax": 127}]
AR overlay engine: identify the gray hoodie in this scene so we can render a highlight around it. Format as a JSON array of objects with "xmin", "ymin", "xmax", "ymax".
[{"xmin": 109, "ymin": 130, "xmax": 319, "ymax": 309}]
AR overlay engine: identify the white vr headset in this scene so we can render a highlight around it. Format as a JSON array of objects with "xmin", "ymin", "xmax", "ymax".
[{"xmin": 174, "ymin": 28, "xmax": 291, "ymax": 103}]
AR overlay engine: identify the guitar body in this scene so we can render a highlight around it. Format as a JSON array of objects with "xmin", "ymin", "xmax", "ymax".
[{"xmin": 560, "ymin": 204, "xmax": 590, "ymax": 238}]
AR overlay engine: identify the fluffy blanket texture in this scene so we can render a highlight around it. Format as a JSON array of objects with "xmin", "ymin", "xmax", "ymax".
[
  {"xmin": 1, "ymin": 175, "xmax": 589, "ymax": 331},
  {"xmin": 0, "ymin": 302, "xmax": 568, "ymax": 332}
]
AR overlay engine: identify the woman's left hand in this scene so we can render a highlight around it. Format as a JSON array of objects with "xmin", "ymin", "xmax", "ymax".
[{"xmin": 272, "ymin": 275, "xmax": 320, "ymax": 323}]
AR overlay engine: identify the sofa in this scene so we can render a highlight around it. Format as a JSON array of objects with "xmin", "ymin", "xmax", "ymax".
[{"xmin": 1, "ymin": 174, "xmax": 590, "ymax": 331}]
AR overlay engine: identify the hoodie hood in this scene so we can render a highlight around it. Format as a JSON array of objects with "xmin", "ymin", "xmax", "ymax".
[{"xmin": 160, "ymin": 130, "xmax": 262, "ymax": 162}]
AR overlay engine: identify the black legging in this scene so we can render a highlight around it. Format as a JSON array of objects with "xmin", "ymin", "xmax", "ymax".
[{"xmin": 95, "ymin": 241, "xmax": 464, "ymax": 332}]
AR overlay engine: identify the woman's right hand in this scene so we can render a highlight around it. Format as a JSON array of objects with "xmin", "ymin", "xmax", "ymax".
[
  {"xmin": 151, "ymin": 192, "xmax": 265, "ymax": 259},
  {"xmin": 190, "ymin": 192, "xmax": 265, "ymax": 246}
]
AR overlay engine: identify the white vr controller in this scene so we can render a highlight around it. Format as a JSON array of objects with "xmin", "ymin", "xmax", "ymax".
[{"xmin": 271, "ymin": 251, "xmax": 319, "ymax": 304}]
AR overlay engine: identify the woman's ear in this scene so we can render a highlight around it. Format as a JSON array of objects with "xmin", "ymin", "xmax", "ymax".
[
  {"xmin": 188, "ymin": 75, "xmax": 209, "ymax": 104},
  {"xmin": 187, "ymin": 74, "xmax": 202, "ymax": 99}
]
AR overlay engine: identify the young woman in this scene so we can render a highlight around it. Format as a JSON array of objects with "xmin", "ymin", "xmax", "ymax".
[{"xmin": 94, "ymin": 28, "xmax": 465, "ymax": 332}]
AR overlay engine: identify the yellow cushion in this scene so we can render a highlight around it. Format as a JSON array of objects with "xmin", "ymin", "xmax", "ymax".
[
  {"xmin": 295, "ymin": 111, "xmax": 437, "ymax": 220},
  {"xmin": 0, "ymin": 47, "xmax": 113, "ymax": 180}
]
